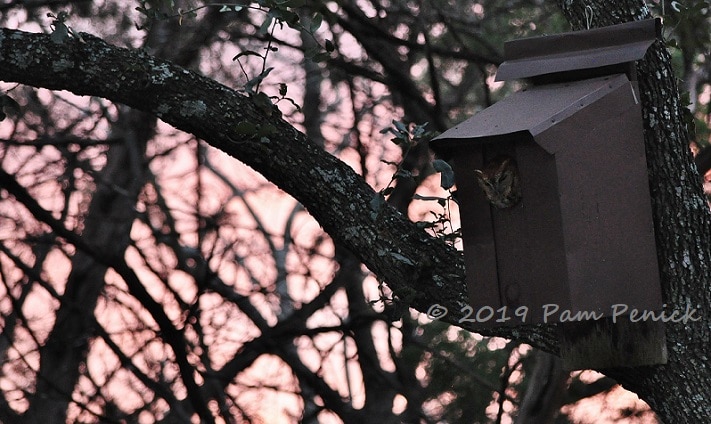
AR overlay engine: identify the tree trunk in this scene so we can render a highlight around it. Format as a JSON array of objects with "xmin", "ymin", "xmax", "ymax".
[
  {"xmin": 25, "ymin": 109, "xmax": 153, "ymax": 423},
  {"xmin": 556, "ymin": 1, "xmax": 711, "ymax": 421},
  {"xmin": 515, "ymin": 350, "xmax": 567, "ymax": 424}
]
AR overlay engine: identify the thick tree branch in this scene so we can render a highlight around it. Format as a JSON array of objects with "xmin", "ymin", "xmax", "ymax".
[{"xmin": 0, "ymin": 28, "xmax": 523, "ymax": 337}]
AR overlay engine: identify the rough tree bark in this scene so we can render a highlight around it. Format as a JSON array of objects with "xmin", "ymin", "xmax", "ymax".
[
  {"xmin": 556, "ymin": 2, "xmax": 711, "ymax": 422},
  {"xmin": 1, "ymin": 0, "xmax": 710, "ymax": 420}
]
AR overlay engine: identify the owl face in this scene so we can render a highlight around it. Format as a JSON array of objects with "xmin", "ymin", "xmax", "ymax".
[{"xmin": 474, "ymin": 156, "xmax": 521, "ymax": 209}]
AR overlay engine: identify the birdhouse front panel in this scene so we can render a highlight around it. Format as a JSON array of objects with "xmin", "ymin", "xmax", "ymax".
[{"xmin": 451, "ymin": 135, "xmax": 571, "ymax": 322}]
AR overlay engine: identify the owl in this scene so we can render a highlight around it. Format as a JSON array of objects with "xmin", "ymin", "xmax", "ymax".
[{"xmin": 474, "ymin": 155, "xmax": 522, "ymax": 209}]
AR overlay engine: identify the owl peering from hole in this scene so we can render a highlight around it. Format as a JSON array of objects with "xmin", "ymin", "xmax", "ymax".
[{"xmin": 474, "ymin": 155, "xmax": 522, "ymax": 209}]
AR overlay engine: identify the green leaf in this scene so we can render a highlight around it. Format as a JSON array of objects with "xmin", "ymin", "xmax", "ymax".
[
  {"xmin": 432, "ymin": 159, "xmax": 455, "ymax": 190},
  {"xmin": 309, "ymin": 12, "xmax": 323, "ymax": 32},
  {"xmin": 258, "ymin": 14, "xmax": 274, "ymax": 34},
  {"xmin": 324, "ymin": 39, "xmax": 335, "ymax": 52},
  {"xmin": 220, "ymin": 5, "xmax": 243, "ymax": 12},
  {"xmin": 271, "ymin": 8, "xmax": 300, "ymax": 26},
  {"xmin": 412, "ymin": 122, "xmax": 429, "ymax": 138},
  {"xmin": 50, "ymin": 22, "xmax": 69, "ymax": 44},
  {"xmin": 393, "ymin": 120, "xmax": 408, "ymax": 134},
  {"xmin": 244, "ymin": 67, "xmax": 274, "ymax": 94}
]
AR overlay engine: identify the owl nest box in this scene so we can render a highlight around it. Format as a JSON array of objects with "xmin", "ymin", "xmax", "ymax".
[{"xmin": 431, "ymin": 20, "xmax": 667, "ymax": 369}]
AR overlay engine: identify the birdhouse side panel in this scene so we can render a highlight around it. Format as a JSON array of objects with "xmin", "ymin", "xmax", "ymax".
[{"xmin": 540, "ymin": 84, "xmax": 661, "ymax": 316}]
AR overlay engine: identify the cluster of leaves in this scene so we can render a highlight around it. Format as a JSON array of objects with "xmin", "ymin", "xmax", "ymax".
[
  {"xmin": 47, "ymin": 11, "xmax": 84, "ymax": 43},
  {"xmin": 142, "ymin": 0, "xmax": 336, "ymax": 61},
  {"xmin": 135, "ymin": 0, "xmax": 335, "ymax": 115},
  {"xmin": 135, "ymin": 0, "xmax": 182, "ymax": 28},
  {"xmin": 371, "ymin": 120, "xmax": 460, "ymax": 242},
  {"xmin": 371, "ymin": 121, "xmax": 435, "ymax": 214},
  {"xmin": 226, "ymin": 1, "xmax": 334, "ymax": 117}
]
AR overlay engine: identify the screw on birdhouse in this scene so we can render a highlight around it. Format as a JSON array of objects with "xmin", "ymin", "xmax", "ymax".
[{"xmin": 585, "ymin": 6, "xmax": 594, "ymax": 30}]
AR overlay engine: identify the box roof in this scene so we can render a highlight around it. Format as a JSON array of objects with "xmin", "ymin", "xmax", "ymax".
[
  {"xmin": 496, "ymin": 19, "xmax": 660, "ymax": 81},
  {"xmin": 430, "ymin": 73, "xmax": 633, "ymax": 153}
]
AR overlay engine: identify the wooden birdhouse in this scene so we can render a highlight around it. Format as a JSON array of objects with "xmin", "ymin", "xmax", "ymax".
[{"xmin": 430, "ymin": 19, "xmax": 667, "ymax": 369}]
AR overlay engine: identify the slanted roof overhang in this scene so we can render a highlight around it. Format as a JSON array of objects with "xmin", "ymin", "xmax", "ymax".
[
  {"xmin": 431, "ymin": 73, "xmax": 635, "ymax": 154},
  {"xmin": 496, "ymin": 19, "xmax": 660, "ymax": 81}
]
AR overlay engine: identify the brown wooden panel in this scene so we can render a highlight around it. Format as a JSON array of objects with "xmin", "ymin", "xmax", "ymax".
[
  {"xmin": 453, "ymin": 149, "xmax": 501, "ymax": 312},
  {"xmin": 545, "ymin": 81, "xmax": 662, "ymax": 315},
  {"xmin": 511, "ymin": 142, "xmax": 569, "ymax": 323}
]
